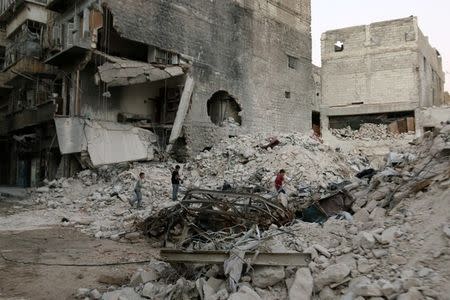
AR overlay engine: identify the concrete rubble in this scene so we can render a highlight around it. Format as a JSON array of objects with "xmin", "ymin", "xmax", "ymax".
[
  {"xmin": 331, "ymin": 123, "xmax": 414, "ymax": 141},
  {"xmin": 21, "ymin": 122, "xmax": 450, "ymax": 299}
]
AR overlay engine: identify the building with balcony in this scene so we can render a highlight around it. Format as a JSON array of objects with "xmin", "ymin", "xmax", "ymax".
[
  {"xmin": 0, "ymin": 0, "xmax": 315, "ymax": 187},
  {"xmin": 0, "ymin": 0, "xmax": 61, "ymax": 187}
]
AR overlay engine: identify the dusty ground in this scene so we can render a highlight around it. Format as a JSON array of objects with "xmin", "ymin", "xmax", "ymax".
[{"xmin": 0, "ymin": 203, "xmax": 158, "ymax": 300}]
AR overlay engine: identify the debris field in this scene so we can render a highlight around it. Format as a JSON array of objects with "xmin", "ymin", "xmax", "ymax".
[{"xmin": 2, "ymin": 124, "xmax": 449, "ymax": 300}]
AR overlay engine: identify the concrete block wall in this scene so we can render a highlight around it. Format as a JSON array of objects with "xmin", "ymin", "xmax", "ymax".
[
  {"xmin": 417, "ymin": 29, "xmax": 445, "ymax": 107},
  {"xmin": 415, "ymin": 106, "xmax": 450, "ymax": 136},
  {"xmin": 321, "ymin": 16, "xmax": 445, "ymax": 120},
  {"xmin": 321, "ymin": 17, "xmax": 421, "ymax": 110},
  {"xmin": 104, "ymin": 0, "xmax": 313, "ymax": 153}
]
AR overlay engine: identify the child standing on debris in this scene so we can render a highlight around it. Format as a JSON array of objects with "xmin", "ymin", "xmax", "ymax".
[
  {"xmin": 171, "ymin": 165, "xmax": 182, "ymax": 201},
  {"xmin": 275, "ymin": 169, "xmax": 286, "ymax": 194},
  {"xmin": 132, "ymin": 172, "xmax": 145, "ymax": 208}
]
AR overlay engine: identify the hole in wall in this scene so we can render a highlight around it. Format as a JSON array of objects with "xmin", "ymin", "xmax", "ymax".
[
  {"xmin": 334, "ymin": 41, "xmax": 344, "ymax": 52},
  {"xmin": 312, "ymin": 111, "xmax": 321, "ymax": 137},
  {"xmin": 287, "ymin": 55, "xmax": 298, "ymax": 69},
  {"xmin": 207, "ymin": 91, "xmax": 242, "ymax": 127}
]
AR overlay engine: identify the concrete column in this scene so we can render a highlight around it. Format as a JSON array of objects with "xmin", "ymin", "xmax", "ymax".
[
  {"xmin": 62, "ymin": 77, "xmax": 68, "ymax": 115},
  {"xmin": 69, "ymin": 72, "xmax": 76, "ymax": 116},
  {"xmin": 82, "ymin": 8, "xmax": 90, "ymax": 37},
  {"xmin": 166, "ymin": 75, "xmax": 195, "ymax": 152}
]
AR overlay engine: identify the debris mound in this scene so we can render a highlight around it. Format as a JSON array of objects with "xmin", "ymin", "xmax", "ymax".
[
  {"xmin": 91, "ymin": 123, "xmax": 450, "ymax": 299},
  {"xmin": 332, "ymin": 123, "xmax": 413, "ymax": 141}
]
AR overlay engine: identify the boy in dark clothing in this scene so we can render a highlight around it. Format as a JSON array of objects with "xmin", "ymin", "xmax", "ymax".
[
  {"xmin": 171, "ymin": 165, "xmax": 182, "ymax": 201},
  {"xmin": 275, "ymin": 169, "xmax": 286, "ymax": 194}
]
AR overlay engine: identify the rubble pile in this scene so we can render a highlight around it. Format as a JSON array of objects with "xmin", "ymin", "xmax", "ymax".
[
  {"xmin": 332, "ymin": 123, "xmax": 412, "ymax": 141},
  {"xmin": 187, "ymin": 133, "xmax": 370, "ymax": 193},
  {"xmin": 30, "ymin": 133, "xmax": 371, "ymax": 241},
  {"xmin": 32, "ymin": 163, "xmax": 177, "ymax": 239},
  {"xmin": 84, "ymin": 124, "xmax": 450, "ymax": 299}
]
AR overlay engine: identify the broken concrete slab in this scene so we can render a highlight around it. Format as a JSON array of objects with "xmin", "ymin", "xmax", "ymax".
[
  {"xmin": 315, "ymin": 263, "xmax": 350, "ymax": 290},
  {"xmin": 288, "ymin": 268, "xmax": 313, "ymax": 300},
  {"xmin": 101, "ymin": 287, "xmax": 144, "ymax": 300},
  {"xmin": 228, "ymin": 286, "xmax": 262, "ymax": 300},
  {"xmin": 353, "ymin": 231, "xmax": 376, "ymax": 249},
  {"xmin": 167, "ymin": 75, "xmax": 195, "ymax": 152},
  {"xmin": 251, "ymin": 266, "xmax": 285, "ymax": 288},
  {"xmin": 380, "ymin": 226, "xmax": 402, "ymax": 244},
  {"xmin": 129, "ymin": 269, "xmax": 159, "ymax": 286},
  {"xmin": 55, "ymin": 117, "xmax": 158, "ymax": 166},
  {"xmin": 313, "ymin": 244, "xmax": 331, "ymax": 258},
  {"xmin": 96, "ymin": 51, "xmax": 185, "ymax": 87},
  {"xmin": 397, "ymin": 288, "xmax": 424, "ymax": 300}
]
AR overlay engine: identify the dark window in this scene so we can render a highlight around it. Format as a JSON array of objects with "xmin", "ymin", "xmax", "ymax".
[
  {"xmin": 287, "ymin": 55, "xmax": 298, "ymax": 69},
  {"xmin": 334, "ymin": 41, "xmax": 344, "ymax": 52},
  {"xmin": 285, "ymin": 91, "xmax": 291, "ymax": 99}
]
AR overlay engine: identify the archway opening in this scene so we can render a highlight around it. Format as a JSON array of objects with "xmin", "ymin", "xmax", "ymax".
[{"xmin": 207, "ymin": 91, "xmax": 242, "ymax": 127}]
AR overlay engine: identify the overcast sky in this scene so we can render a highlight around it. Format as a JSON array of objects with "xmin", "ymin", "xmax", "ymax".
[{"xmin": 312, "ymin": 0, "xmax": 450, "ymax": 91}]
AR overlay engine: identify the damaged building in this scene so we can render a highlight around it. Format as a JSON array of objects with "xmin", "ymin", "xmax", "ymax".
[
  {"xmin": 0, "ymin": 0, "xmax": 58, "ymax": 186},
  {"xmin": 0, "ymin": 0, "xmax": 314, "ymax": 187},
  {"xmin": 320, "ymin": 17, "xmax": 446, "ymax": 134}
]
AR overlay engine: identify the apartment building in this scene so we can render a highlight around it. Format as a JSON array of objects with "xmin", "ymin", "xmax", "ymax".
[{"xmin": 0, "ymin": 0, "xmax": 315, "ymax": 186}]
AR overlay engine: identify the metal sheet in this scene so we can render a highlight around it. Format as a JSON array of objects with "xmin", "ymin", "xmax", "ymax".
[{"xmin": 160, "ymin": 249, "xmax": 311, "ymax": 267}]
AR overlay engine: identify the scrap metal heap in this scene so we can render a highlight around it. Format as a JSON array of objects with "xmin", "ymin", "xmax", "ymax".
[{"xmin": 139, "ymin": 189, "xmax": 294, "ymax": 247}]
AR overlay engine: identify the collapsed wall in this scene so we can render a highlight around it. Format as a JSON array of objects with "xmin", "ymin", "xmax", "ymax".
[{"xmin": 104, "ymin": 0, "xmax": 314, "ymax": 153}]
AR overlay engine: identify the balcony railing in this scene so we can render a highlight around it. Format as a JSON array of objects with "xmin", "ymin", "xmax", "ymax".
[
  {"xmin": 0, "ymin": 0, "xmax": 48, "ymax": 19},
  {"xmin": 4, "ymin": 26, "xmax": 41, "ymax": 68}
]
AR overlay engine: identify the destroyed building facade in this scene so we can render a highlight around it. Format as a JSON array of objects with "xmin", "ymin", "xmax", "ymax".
[
  {"xmin": 320, "ymin": 17, "xmax": 446, "ymax": 132},
  {"xmin": 0, "ymin": 0, "xmax": 58, "ymax": 186},
  {"xmin": 0, "ymin": 0, "xmax": 314, "ymax": 186}
]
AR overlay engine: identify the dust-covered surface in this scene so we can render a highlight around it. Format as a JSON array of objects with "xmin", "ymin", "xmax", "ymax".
[
  {"xmin": 1, "ymin": 125, "xmax": 449, "ymax": 300},
  {"xmin": 0, "ymin": 227, "xmax": 159, "ymax": 300}
]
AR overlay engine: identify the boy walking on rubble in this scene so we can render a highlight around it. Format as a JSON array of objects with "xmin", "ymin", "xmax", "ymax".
[
  {"xmin": 171, "ymin": 165, "xmax": 182, "ymax": 201},
  {"xmin": 275, "ymin": 169, "xmax": 286, "ymax": 194},
  {"xmin": 130, "ymin": 172, "xmax": 145, "ymax": 209}
]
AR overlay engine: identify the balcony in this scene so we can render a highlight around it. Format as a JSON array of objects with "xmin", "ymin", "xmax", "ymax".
[
  {"xmin": 0, "ymin": 100, "xmax": 57, "ymax": 134},
  {"xmin": 2, "ymin": 56, "xmax": 57, "ymax": 85},
  {"xmin": 0, "ymin": 71, "xmax": 12, "ymax": 89},
  {"xmin": 46, "ymin": 7, "xmax": 102, "ymax": 65},
  {"xmin": 0, "ymin": 0, "xmax": 48, "ymax": 23},
  {"xmin": 4, "ymin": 26, "xmax": 42, "ymax": 68}
]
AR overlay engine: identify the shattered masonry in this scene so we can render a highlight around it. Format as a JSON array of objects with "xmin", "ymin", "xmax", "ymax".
[
  {"xmin": 0, "ymin": 2, "xmax": 449, "ymax": 299},
  {"xmin": 0, "ymin": 0, "xmax": 314, "ymax": 186},
  {"xmin": 12, "ymin": 122, "xmax": 450, "ymax": 299},
  {"xmin": 320, "ymin": 16, "xmax": 446, "ymax": 134}
]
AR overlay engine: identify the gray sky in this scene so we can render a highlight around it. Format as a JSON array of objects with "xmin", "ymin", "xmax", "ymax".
[{"xmin": 312, "ymin": 0, "xmax": 450, "ymax": 91}]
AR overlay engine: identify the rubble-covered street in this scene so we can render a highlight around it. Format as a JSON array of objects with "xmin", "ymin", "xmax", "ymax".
[
  {"xmin": 1, "ymin": 123, "xmax": 449, "ymax": 300},
  {"xmin": 0, "ymin": 0, "xmax": 449, "ymax": 299}
]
